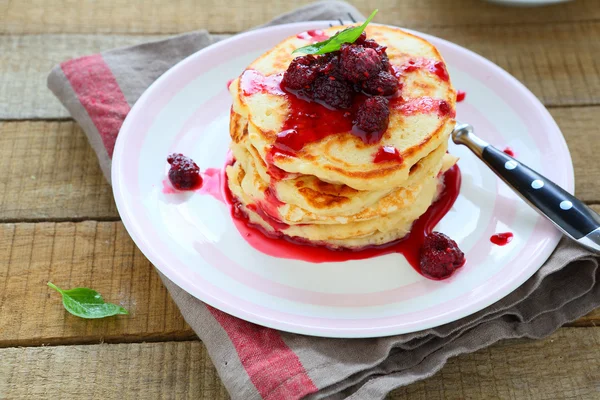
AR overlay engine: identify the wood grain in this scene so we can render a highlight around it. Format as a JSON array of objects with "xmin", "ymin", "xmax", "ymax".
[
  {"xmin": 430, "ymin": 21, "xmax": 600, "ymax": 107},
  {"xmin": 0, "ymin": 341, "xmax": 229, "ymax": 400},
  {"xmin": 2, "ymin": 24, "xmax": 599, "ymax": 119},
  {"xmin": 0, "ymin": 221, "xmax": 195, "ymax": 347},
  {"xmin": 2, "ymin": 0, "xmax": 599, "ymax": 34},
  {"xmin": 0, "ymin": 121, "xmax": 118, "ymax": 221},
  {"xmin": 0, "ymin": 219, "xmax": 598, "ymax": 348},
  {"xmin": 0, "ymin": 328, "xmax": 599, "ymax": 399},
  {"xmin": 388, "ymin": 328, "xmax": 600, "ymax": 400},
  {"xmin": 1, "ymin": 107, "xmax": 598, "ymax": 222},
  {"xmin": 549, "ymin": 107, "xmax": 600, "ymax": 202}
]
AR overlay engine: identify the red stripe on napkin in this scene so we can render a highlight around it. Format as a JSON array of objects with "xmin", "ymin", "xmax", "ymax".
[
  {"xmin": 207, "ymin": 306, "xmax": 318, "ymax": 399},
  {"xmin": 61, "ymin": 54, "xmax": 131, "ymax": 157}
]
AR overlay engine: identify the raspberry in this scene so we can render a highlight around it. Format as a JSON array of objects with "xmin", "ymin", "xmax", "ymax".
[
  {"xmin": 381, "ymin": 53, "xmax": 392, "ymax": 73},
  {"xmin": 354, "ymin": 96, "xmax": 389, "ymax": 133},
  {"xmin": 361, "ymin": 39, "xmax": 387, "ymax": 54},
  {"xmin": 340, "ymin": 44, "xmax": 382, "ymax": 82},
  {"xmin": 316, "ymin": 52, "xmax": 342, "ymax": 76},
  {"xmin": 438, "ymin": 100, "xmax": 451, "ymax": 116},
  {"xmin": 312, "ymin": 75, "xmax": 354, "ymax": 109},
  {"xmin": 282, "ymin": 55, "xmax": 319, "ymax": 90},
  {"xmin": 354, "ymin": 31, "xmax": 367, "ymax": 45},
  {"xmin": 167, "ymin": 153, "xmax": 202, "ymax": 190},
  {"xmin": 419, "ymin": 232, "xmax": 465, "ymax": 280},
  {"xmin": 361, "ymin": 70, "xmax": 400, "ymax": 96}
]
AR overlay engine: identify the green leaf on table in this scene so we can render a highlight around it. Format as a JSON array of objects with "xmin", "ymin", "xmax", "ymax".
[
  {"xmin": 292, "ymin": 9, "xmax": 378, "ymax": 55},
  {"xmin": 47, "ymin": 282, "xmax": 129, "ymax": 319}
]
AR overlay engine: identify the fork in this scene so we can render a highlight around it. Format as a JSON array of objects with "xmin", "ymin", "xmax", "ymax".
[{"xmin": 452, "ymin": 122, "xmax": 600, "ymax": 252}]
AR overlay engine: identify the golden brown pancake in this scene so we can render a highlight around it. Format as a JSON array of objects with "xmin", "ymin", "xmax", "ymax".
[
  {"xmin": 226, "ymin": 24, "xmax": 458, "ymax": 248},
  {"xmin": 229, "ymin": 24, "xmax": 456, "ymax": 191}
]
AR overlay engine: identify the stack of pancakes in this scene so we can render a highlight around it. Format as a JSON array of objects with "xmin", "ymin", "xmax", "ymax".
[{"xmin": 226, "ymin": 25, "xmax": 457, "ymax": 249}]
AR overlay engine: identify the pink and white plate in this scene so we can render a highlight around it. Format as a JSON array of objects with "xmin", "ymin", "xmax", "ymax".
[{"xmin": 112, "ymin": 22, "xmax": 573, "ymax": 338}]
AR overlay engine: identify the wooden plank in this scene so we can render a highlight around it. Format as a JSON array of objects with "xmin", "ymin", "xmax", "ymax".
[
  {"xmin": 0, "ymin": 341, "xmax": 229, "ymax": 400},
  {"xmin": 1, "ymin": 108, "xmax": 599, "ymax": 222},
  {"xmin": 1, "ymin": 0, "xmax": 599, "ymax": 34},
  {"xmin": 0, "ymin": 328, "xmax": 599, "ymax": 399},
  {"xmin": 570, "ymin": 307, "xmax": 600, "ymax": 327},
  {"xmin": 388, "ymin": 327, "xmax": 600, "ymax": 400},
  {"xmin": 0, "ymin": 219, "xmax": 598, "ymax": 348},
  {"xmin": 2, "ymin": 24, "xmax": 599, "ymax": 119},
  {"xmin": 0, "ymin": 221, "xmax": 195, "ymax": 347},
  {"xmin": 429, "ymin": 21, "xmax": 600, "ymax": 107},
  {"xmin": 550, "ymin": 108, "xmax": 600, "ymax": 202},
  {"xmin": 0, "ymin": 121, "xmax": 118, "ymax": 221}
]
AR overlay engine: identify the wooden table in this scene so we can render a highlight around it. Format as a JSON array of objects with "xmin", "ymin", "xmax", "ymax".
[{"xmin": 1, "ymin": 0, "xmax": 599, "ymax": 398}]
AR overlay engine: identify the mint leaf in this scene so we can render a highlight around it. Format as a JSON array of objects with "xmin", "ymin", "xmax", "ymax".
[
  {"xmin": 48, "ymin": 282, "xmax": 129, "ymax": 319},
  {"xmin": 292, "ymin": 9, "xmax": 378, "ymax": 55}
]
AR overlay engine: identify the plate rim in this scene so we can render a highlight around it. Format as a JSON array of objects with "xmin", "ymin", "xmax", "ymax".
[{"xmin": 112, "ymin": 21, "xmax": 573, "ymax": 338}]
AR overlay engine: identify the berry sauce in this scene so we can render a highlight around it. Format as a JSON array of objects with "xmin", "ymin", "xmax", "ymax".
[
  {"xmin": 264, "ymin": 150, "xmax": 292, "ymax": 180},
  {"xmin": 456, "ymin": 90, "xmax": 466, "ymax": 102},
  {"xmin": 394, "ymin": 58, "xmax": 450, "ymax": 82},
  {"xmin": 296, "ymin": 29, "xmax": 329, "ymax": 42},
  {"xmin": 503, "ymin": 147, "xmax": 515, "ymax": 157},
  {"xmin": 197, "ymin": 168, "xmax": 225, "ymax": 203},
  {"xmin": 226, "ymin": 164, "xmax": 462, "ymax": 278},
  {"xmin": 490, "ymin": 232, "xmax": 514, "ymax": 246},
  {"xmin": 162, "ymin": 179, "xmax": 178, "ymax": 194},
  {"xmin": 241, "ymin": 70, "xmax": 455, "ymax": 160},
  {"xmin": 392, "ymin": 97, "xmax": 455, "ymax": 118},
  {"xmin": 162, "ymin": 167, "xmax": 223, "ymax": 201},
  {"xmin": 226, "ymin": 79, "xmax": 234, "ymax": 90},
  {"xmin": 274, "ymin": 96, "xmax": 355, "ymax": 151},
  {"xmin": 240, "ymin": 70, "xmax": 286, "ymax": 96},
  {"xmin": 373, "ymin": 146, "xmax": 403, "ymax": 163}
]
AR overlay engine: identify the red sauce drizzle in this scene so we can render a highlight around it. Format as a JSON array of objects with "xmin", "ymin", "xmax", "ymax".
[
  {"xmin": 226, "ymin": 165, "xmax": 462, "ymax": 277},
  {"xmin": 240, "ymin": 70, "xmax": 285, "ymax": 96},
  {"xmin": 263, "ymin": 150, "xmax": 292, "ymax": 180},
  {"xmin": 226, "ymin": 79, "xmax": 234, "ymax": 90},
  {"xmin": 260, "ymin": 186, "xmax": 285, "ymax": 219},
  {"xmin": 247, "ymin": 203, "xmax": 289, "ymax": 231},
  {"xmin": 392, "ymin": 97, "xmax": 455, "ymax": 118},
  {"xmin": 503, "ymin": 147, "xmax": 515, "ymax": 157},
  {"xmin": 197, "ymin": 168, "xmax": 224, "ymax": 202},
  {"xmin": 274, "ymin": 97, "xmax": 355, "ymax": 151},
  {"xmin": 241, "ymin": 70, "xmax": 455, "ymax": 177},
  {"xmin": 161, "ymin": 179, "xmax": 178, "ymax": 194},
  {"xmin": 373, "ymin": 146, "xmax": 403, "ymax": 163},
  {"xmin": 456, "ymin": 90, "xmax": 466, "ymax": 102},
  {"xmin": 296, "ymin": 29, "xmax": 329, "ymax": 42},
  {"xmin": 490, "ymin": 232, "xmax": 513, "ymax": 246},
  {"xmin": 395, "ymin": 58, "xmax": 450, "ymax": 82}
]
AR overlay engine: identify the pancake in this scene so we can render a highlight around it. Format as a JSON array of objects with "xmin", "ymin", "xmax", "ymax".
[
  {"xmin": 226, "ymin": 23, "xmax": 459, "ymax": 249},
  {"xmin": 227, "ymin": 159, "xmax": 443, "ymax": 248},
  {"xmin": 229, "ymin": 24, "xmax": 456, "ymax": 191},
  {"xmin": 232, "ymin": 139, "xmax": 449, "ymax": 224}
]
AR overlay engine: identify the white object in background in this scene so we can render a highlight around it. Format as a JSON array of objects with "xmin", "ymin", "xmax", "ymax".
[{"xmin": 485, "ymin": 0, "xmax": 573, "ymax": 6}]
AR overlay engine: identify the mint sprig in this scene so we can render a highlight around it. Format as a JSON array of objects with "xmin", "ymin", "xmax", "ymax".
[
  {"xmin": 292, "ymin": 9, "xmax": 378, "ymax": 55},
  {"xmin": 48, "ymin": 282, "xmax": 129, "ymax": 319}
]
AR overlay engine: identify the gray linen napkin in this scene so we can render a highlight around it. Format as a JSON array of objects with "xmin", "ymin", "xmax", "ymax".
[{"xmin": 48, "ymin": 1, "xmax": 600, "ymax": 399}]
